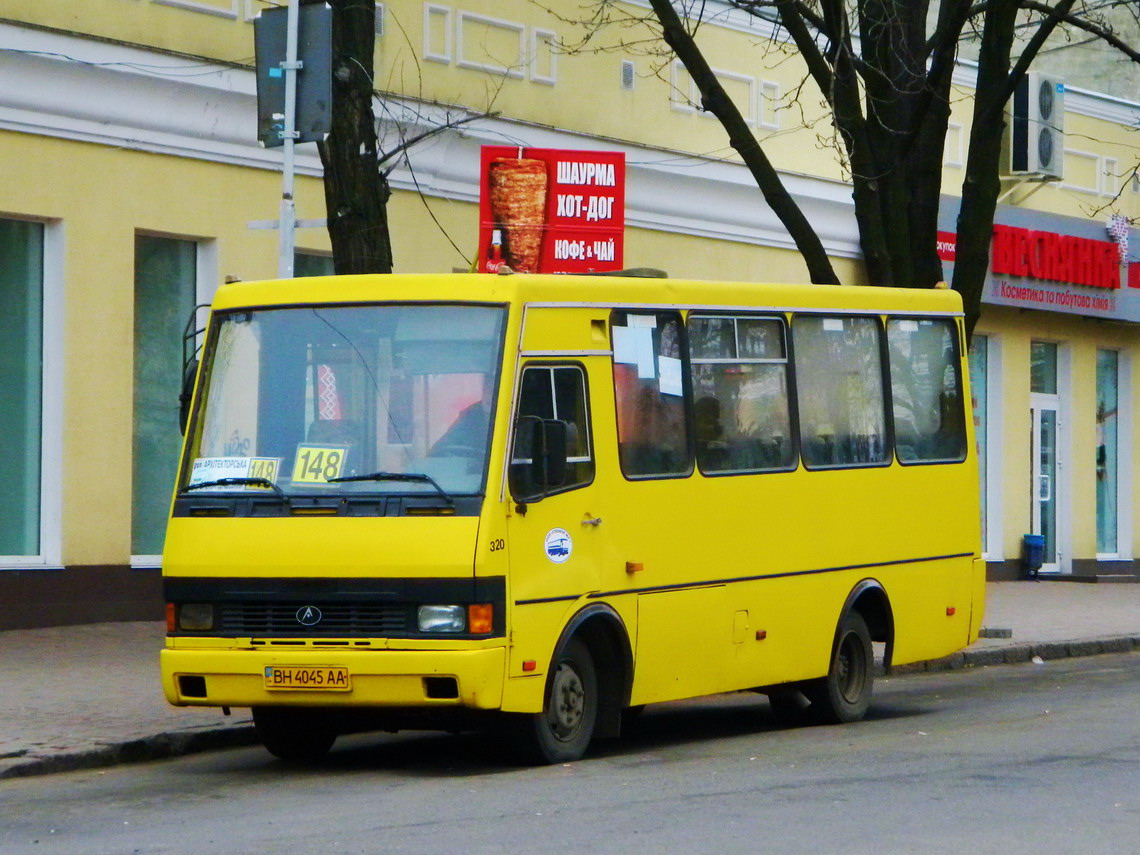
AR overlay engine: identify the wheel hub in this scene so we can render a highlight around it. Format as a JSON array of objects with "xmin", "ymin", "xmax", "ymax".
[{"xmin": 548, "ymin": 662, "xmax": 585, "ymax": 740}]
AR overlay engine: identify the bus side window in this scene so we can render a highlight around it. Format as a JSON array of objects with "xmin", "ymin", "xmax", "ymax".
[
  {"xmin": 689, "ymin": 314, "xmax": 795, "ymax": 474},
  {"xmin": 887, "ymin": 318, "xmax": 967, "ymax": 464},
  {"xmin": 611, "ymin": 310, "xmax": 692, "ymax": 478},
  {"xmin": 509, "ymin": 365, "xmax": 594, "ymax": 501},
  {"xmin": 792, "ymin": 315, "xmax": 890, "ymax": 469}
]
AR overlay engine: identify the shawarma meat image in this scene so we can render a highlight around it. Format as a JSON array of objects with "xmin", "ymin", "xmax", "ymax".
[{"xmin": 488, "ymin": 158, "xmax": 548, "ymax": 273}]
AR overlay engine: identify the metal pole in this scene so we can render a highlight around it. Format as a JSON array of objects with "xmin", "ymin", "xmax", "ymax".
[{"xmin": 277, "ymin": 0, "xmax": 302, "ymax": 279}]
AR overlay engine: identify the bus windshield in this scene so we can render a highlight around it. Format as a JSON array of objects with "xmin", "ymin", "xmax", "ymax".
[{"xmin": 181, "ymin": 303, "xmax": 506, "ymax": 498}]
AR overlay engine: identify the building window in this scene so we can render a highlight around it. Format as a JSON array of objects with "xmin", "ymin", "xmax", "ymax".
[
  {"xmin": 1030, "ymin": 341, "xmax": 1058, "ymax": 394},
  {"xmin": 0, "ymin": 219, "xmax": 43, "ymax": 556},
  {"xmin": 968, "ymin": 335, "xmax": 989, "ymax": 549},
  {"xmin": 1096, "ymin": 349, "xmax": 1119, "ymax": 556},
  {"xmin": 133, "ymin": 236, "xmax": 198, "ymax": 558},
  {"xmin": 294, "ymin": 252, "xmax": 335, "ymax": 277}
]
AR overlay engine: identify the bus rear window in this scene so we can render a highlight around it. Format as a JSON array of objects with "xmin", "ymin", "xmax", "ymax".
[{"xmin": 887, "ymin": 318, "xmax": 967, "ymax": 464}]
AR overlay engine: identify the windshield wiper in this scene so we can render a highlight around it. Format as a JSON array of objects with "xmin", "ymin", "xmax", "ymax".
[
  {"xmin": 183, "ymin": 477, "xmax": 290, "ymax": 503},
  {"xmin": 326, "ymin": 471, "xmax": 454, "ymax": 505}
]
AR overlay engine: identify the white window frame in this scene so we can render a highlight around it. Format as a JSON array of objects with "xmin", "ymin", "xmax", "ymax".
[
  {"xmin": 1101, "ymin": 157, "xmax": 1119, "ymax": 197},
  {"xmin": 758, "ymin": 80, "xmax": 780, "ymax": 130},
  {"xmin": 530, "ymin": 28, "xmax": 557, "ymax": 86},
  {"xmin": 0, "ymin": 217, "xmax": 62, "ymax": 569},
  {"xmin": 152, "ymin": 0, "xmax": 239, "ymax": 19},
  {"xmin": 1029, "ymin": 339, "xmax": 1073, "ymax": 574},
  {"xmin": 1060, "ymin": 148, "xmax": 1101, "ymax": 195},
  {"xmin": 456, "ymin": 10, "xmax": 526, "ymax": 79},
  {"xmin": 944, "ymin": 122, "xmax": 964, "ymax": 168},
  {"xmin": 670, "ymin": 60, "xmax": 697, "ymax": 113},
  {"xmin": 703, "ymin": 68, "xmax": 756, "ymax": 126},
  {"xmin": 423, "ymin": 4, "xmax": 453, "ymax": 65}
]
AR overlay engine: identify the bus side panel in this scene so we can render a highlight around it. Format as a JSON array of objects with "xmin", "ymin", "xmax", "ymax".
[{"xmin": 632, "ymin": 586, "xmax": 729, "ymax": 705}]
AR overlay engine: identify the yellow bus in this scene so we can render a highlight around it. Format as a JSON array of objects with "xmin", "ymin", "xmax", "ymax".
[{"xmin": 161, "ymin": 272, "xmax": 984, "ymax": 764}]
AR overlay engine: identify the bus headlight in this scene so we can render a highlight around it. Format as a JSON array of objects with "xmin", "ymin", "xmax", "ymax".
[
  {"xmin": 178, "ymin": 603, "xmax": 215, "ymax": 631},
  {"xmin": 418, "ymin": 605, "xmax": 466, "ymax": 633}
]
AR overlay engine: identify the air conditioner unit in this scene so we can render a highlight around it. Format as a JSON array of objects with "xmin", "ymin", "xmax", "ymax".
[{"xmin": 1009, "ymin": 72, "xmax": 1065, "ymax": 179}]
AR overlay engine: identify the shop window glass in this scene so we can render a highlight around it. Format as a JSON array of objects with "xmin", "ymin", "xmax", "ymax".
[
  {"xmin": 509, "ymin": 365, "xmax": 594, "ymax": 499},
  {"xmin": 688, "ymin": 315, "xmax": 794, "ymax": 473},
  {"xmin": 133, "ymin": 236, "xmax": 197, "ymax": 556},
  {"xmin": 887, "ymin": 318, "xmax": 966, "ymax": 463},
  {"xmin": 611, "ymin": 311, "xmax": 690, "ymax": 478},
  {"xmin": 968, "ymin": 335, "xmax": 989, "ymax": 547},
  {"xmin": 0, "ymin": 219, "xmax": 43, "ymax": 555},
  {"xmin": 793, "ymin": 315, "xmax": 888, "ymax": 468},
  {"xmin": 1030, "ymin": 341, "xmax": 1058, "ymax": 394},
  {"xmin": 1096, "ymin": 349, "xmax": 1119, "ymax": 555},
  {"xmin": 294, "ymin": 253, "xmax": 335, "ymax": 277}
]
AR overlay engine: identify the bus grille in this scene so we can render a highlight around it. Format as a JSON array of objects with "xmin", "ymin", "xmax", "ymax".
[{"xmin": 218, "ymin": 603, "xmax": 409, "ymax": 637}]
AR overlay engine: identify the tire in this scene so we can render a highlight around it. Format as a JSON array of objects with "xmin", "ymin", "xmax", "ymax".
[
  {"xmin": 804, "ymin": 611, "xmax": 874, "ymax": 724},
  {"xmin": 507, "ymin": 639, "xmax": 598, "ymax": 764},
  {"xmin": 252, "ymin": 707, "xmax": 338, "ymax": 762}
]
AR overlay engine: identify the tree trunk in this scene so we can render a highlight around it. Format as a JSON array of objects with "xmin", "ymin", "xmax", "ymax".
[{"xmin": 317, "ymin": 0, "xmax": 393, "ymax": 275}]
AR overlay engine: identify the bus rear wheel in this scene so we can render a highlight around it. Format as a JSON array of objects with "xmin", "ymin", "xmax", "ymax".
[
  {"xmin": 507, "ymin": 638, "xmax": 598, "ymax": 764},
  {"xmin": 252, "ymin": 707, "xmax": 337, "ymax": 762},
  {"xmin": 805, "ymin": 611, "xmax": 873, "ymax": 724}
]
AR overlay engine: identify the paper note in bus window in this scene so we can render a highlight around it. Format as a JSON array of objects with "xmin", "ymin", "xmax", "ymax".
[
  {"xmin": 611, "ymin": 311, "xmax": 691, "ymax": 478},
  {"xmin": 793, "ymin": 315, "xmax": 888, "ymax": 468},
  {"xmin": 689, "ymin": 315, "xmax": 794, "ymax": 473},
  {"xmin": 887, "ymin": 318, "xmax": 967, "ymax": 463}
]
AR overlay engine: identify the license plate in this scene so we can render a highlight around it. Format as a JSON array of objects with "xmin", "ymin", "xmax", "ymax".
[{"xmin": 264, "ymin": 665, "xmax": 351, "ymax": 691}]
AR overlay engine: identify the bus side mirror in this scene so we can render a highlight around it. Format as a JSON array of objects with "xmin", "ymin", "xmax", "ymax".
[
  {"xmin": 179, "ymin": 359, "xmax": 198, "ymax": 436},
  {"xmin": 510, "ymin": 416, "xmax": 568, "ymax": 505}
]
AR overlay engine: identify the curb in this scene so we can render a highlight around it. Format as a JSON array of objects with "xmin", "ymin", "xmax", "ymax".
[
  {"xmin": 891, "ymin": 634, "xmax": 1140, "ymax": 675},
  {"xmin": 0, "ymin": 724, "xmax": 258, "ymax": 781}
]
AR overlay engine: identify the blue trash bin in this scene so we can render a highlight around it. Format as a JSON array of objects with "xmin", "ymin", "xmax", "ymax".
[{"xmin": 1022, "ymin": 534, "xmax": 1045, "ymax": 579}]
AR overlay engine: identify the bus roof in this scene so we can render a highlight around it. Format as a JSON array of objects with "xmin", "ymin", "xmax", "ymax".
[{"xmin": 211, "ymin": 273, "xmax": 964, "ymax": 316}]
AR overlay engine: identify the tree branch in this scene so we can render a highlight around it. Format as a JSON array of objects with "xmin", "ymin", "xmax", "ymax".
[{"xmin": 648, "ymin": 0, "xmax": 840, "ymax": 284}]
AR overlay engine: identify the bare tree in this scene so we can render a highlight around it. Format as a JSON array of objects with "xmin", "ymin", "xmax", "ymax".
[{"xmin": 556, "ymin": 1, "xmax": 1140, "ymax": 337}]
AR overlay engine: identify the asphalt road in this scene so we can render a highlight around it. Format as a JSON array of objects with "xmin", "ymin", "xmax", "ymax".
[{"xmin": 2, "ymin": 653, "xmax": 1137, "ymax": 855}]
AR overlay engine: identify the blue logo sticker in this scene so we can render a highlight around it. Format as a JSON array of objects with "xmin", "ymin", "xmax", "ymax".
[{"xmin": 544, "ymin": 528, "xmax": 572, "ymax": 564}]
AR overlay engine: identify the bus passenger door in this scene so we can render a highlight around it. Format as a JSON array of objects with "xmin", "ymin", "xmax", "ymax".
[{"xmin": 505, "ymin": 363, "xmax": 604, "ymax": 616}]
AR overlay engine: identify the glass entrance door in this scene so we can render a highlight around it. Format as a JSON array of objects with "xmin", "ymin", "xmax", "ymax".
[{"xmin": 1030, "ymin": 398, "xmax": 1059, "ymax": 572}]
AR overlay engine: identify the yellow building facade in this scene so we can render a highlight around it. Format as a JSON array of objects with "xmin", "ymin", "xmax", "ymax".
[{"xmin": 0, "ymin": 1, "xmax": 1136, "ymax": 628}]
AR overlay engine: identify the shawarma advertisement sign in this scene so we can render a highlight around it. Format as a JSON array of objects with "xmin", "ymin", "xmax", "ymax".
[{"xmin": 477, "ymin": 146, "xmax": 626, "ymax": 274}]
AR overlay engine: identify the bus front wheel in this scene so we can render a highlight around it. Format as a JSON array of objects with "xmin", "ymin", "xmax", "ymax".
[
  {"xmin": 507, "ymin": 638, "xmax": 598, "ymax": 764},
  {"xmin": 252, "ymin": 707, "xmax": 337, "ymax": 762},
  {"xmin": 805, "ymin": 611, "xmax": 873, "ymax": 724}
]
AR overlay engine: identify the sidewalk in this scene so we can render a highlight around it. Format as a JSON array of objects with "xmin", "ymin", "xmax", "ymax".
[{"xmin": 2, "ymin": 581, "xmax": 1138, "ymax": 779}]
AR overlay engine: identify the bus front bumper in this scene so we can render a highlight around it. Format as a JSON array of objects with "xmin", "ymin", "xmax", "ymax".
[{"xmin": 161, "ymin": 645, "xmax": 506, "ymax": 710}]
